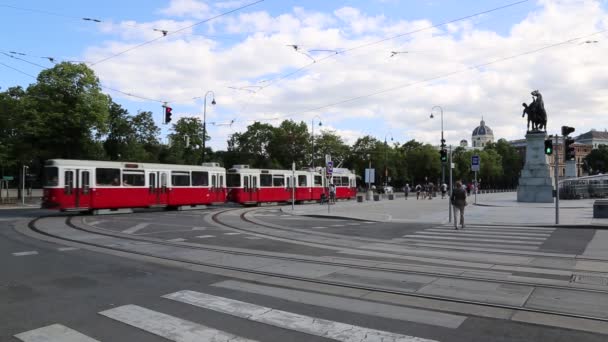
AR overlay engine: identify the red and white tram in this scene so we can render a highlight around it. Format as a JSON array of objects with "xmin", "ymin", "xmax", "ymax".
[
  {"xmin": 227, "ymin": 165, "xmax": 356, "ymax": 205},
  {"xmin": 42, "ymin": 159, "xmax": 227, "ymax": 211}
]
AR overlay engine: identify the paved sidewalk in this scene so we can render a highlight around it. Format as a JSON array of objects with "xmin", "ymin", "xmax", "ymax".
[{"xmin": 282, "ymin": 192, "xmax": 608, "ymax": 227}]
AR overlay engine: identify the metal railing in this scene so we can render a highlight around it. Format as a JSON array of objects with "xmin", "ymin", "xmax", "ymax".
[{"xmin": 559, "ymin": 174, "xmax": 608, "ymax": 199}]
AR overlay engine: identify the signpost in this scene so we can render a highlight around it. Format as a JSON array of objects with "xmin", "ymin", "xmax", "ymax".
[
  {"xmin": 326, "ymin": 156, "xmax": 332, "ymax": 213},
  {"xmin": 471, "ymin": 155, "xmax": 480, "ymax": 204}
]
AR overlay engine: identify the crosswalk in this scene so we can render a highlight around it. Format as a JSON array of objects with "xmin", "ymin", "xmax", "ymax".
[
  {"xmin": 401, "ymin": 224, "xmax": 555, "ymax": 251},
  {"xmin": 14, "ymin": 287, "xmax": 441, "ymax": 342}
]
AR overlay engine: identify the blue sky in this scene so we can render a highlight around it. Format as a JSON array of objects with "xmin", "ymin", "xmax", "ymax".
[{"xmin": 2, "ymin": 0, "xmax": 607, "ymax": 150}]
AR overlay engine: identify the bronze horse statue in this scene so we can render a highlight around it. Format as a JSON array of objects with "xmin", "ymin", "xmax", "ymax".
[{"xmin": 522, "ymin": 90, "xmax": 547, "ymax": 131}]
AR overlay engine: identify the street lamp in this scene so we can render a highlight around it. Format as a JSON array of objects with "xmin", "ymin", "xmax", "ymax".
[
  {"xmin": 366, "ymin": 153, "xmax": 371, "ymax": 192},
  {"xmin": 202, "ymin": 91, "xmax": 216, "ymax": 163},
  {"xmin": 384, "ymin": 133, "xmax": 393, "ymax": 186},
  {"xmin": 311, "ymin": 115, "xmax": 322, "ymax": 169},
  {"xmin": 430, "ymin": 105, "xmax": 445, "ymax": 185},
  {"xmin": 22, "ymin": 165, "xmax": 29, "ymax": 206}
]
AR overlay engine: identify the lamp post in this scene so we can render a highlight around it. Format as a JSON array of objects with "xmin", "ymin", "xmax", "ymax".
[
  {"xmin": 384, "ymin": 133, "xmax": 393, "ymax": 186},
  {"xmin": 311, "ymin": 116, "xmax": 322, "ymax": 169},
  {"xmin": 430, "ymin": 106, "xmax": 445, "ymax": 186},
  {"xmin": 22, "ymin": 165, "xmax": 28, "ymax": 206},
  {"xmin": 202, "ymin": 91, "xmax": 216, "ymax": 163}
]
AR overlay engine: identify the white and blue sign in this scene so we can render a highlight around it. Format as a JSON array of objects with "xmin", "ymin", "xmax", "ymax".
[
  {"xmin": 471, "ymin": 155, "xmax": 480, "ymax": 172},
  {"xmin": 326, "ymin": 161, "xmax": 333, "ymax": 175}
]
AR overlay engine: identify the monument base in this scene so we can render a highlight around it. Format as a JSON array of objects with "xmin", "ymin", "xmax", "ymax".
[{"xmin": 517, "ymin": 132, "xmax": 554, "ymax": 203}]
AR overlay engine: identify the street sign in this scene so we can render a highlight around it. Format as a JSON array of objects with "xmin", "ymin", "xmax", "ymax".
[
  {"xmin": 2, "ymin": 176, "xmax": 14, "ymax": 181},
  {"xmin": 325, "ymin": 154, "xmax": 331, "ymax": 164},
  {"xmin": 365, "ymin": 168, "xmax": 375, "ymax": 184},
  {"xmin": 326, "ymin": 161, "xmax": 333, "ymax": 175},
  {"xmin": 471, "ymin": 155, "xmax": 480, "ymax": 172}
]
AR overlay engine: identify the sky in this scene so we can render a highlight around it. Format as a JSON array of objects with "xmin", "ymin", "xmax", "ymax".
[{"xmin": 1, "ymin": 0, "xmax": 608, "ymax": 151}]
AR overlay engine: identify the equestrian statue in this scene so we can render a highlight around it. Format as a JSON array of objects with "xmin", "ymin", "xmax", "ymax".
[{"xmin": 521, "ymin": 90, "xmax": 547, "ymax": 132}]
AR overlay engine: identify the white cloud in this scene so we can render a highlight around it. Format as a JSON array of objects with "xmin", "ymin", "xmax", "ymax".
[
  {"xmin": 159, "ymin": 0, "xmax": 211, "ymax": 18},
  {"xmin": 84, "ymin": 1, "xmax": 608, "ymax": 151}
]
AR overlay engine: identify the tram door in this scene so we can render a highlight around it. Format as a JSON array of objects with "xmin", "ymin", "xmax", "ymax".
[
  {"xmin": 62, "ymin": 169, "xmax": 92, "ymax": 209},
  {"xmin": 242, "ymin": 175, "xmax": 258, "ymax": 203},
  {"xmin": 148, "ymin": 171, "xmax": 169, "ymax": 206}
]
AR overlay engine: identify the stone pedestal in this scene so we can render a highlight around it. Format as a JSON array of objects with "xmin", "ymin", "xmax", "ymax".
[{"xmin": 517, "ymin": 132, "xmax": 554, "ymax": 203}]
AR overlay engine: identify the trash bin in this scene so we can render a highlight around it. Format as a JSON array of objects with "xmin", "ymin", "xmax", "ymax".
[
  {"xmin": 594, "ymin": 200, "xmax": 608, "ymax": 218},
  {"xmin": 388, "ymin": 194, "xmax": 394, "ymax": 200},
  {"xmin": 357, "ymin": 195, "xmax": 364, "ymax": 203},
  {"xmin": 373, "ymin": 194, "xmax": 380, "ymax": 201}
]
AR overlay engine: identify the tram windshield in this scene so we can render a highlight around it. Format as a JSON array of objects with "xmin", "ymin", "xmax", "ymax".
[
  {"xmin": 44, "ymin": 167, "xmax": 59, "ymax": 186},
  {"xmin": 226, "ymin": 174, "xmax": 241, "ymax": 187}
]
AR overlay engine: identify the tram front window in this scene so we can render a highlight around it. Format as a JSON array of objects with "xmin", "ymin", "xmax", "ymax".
[{"xmin": 44, "ymin": 167, "xmax": 59, "ymax": 186}]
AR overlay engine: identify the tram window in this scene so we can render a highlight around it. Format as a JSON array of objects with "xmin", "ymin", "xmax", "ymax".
[
  {"xmin": 226, "ymin": 174, "xmax": 241, "ymax": 187},
  {"xmin": 96, "ymin": 168, "xmax": 121, "ymax": 186},
  {"xmin": 273, "ymin": 175, "xmax": 285, "ymax": 187},
  {"xmin": 314, "ymin": 175, "xmax": 322, "ymax": 186},
  {"xmin": 192, "ymin": 171, "xmax": 209, "ymax": 186},
  {"xmin": 44, "ymin": 167, "xmax": 59, "ymax": 186},
  {"xmin": 211, "ymin": 175, "xmax": 217, "ymax": 187},
  {"xmin": 123, "ymin": 171, "xmax": 145, "ymax": 186},
  {"xmin": 332, "ymin": 177, "xmax": 341, "ymax": 186},
  {"xmin": 82, "ymin": 171, "xmax": 90, "ymax": 188},
  {"xmin": 341, "ymin": 177, "xmax": 349, "ymax": 186},
  {"xmin": 65, "ymin": 171, "xmax": 74, "ymax": 187},
  {"xmin": 171, "ymin": 172, "xmax": 191, "ymax": 186},
  {"xmin": 260, "ymin": 174, "xmax": 272, "ymax": 187},
  {"xmin": 298, "ymin": 175, "xmax": 307, "ymax": 186},
  {"xmin": 220, "ymin": 175, "xmax": 224, "ymax": 187}
]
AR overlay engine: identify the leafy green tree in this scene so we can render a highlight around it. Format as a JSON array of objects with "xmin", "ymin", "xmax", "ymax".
[
  {"xmin": 484, "ymin": 139, "xmax": 522, "ymax": 188},
  {"xmin": 25, "ymin": 62, "xmax": 109, "ymax": 160},
  {"xmin": 404, "ymin": 144, "xmax": 441, "ymax": 185},
  {"xmin": 166, "ymin": 117, "xmax": 207, "ymax": 165},
  {"xmin": 583, "ymin": 145, "xmax": 608, "ymax": 174},
  {"xmin": 227, "ymin": 122, "xmax": 277, "ymax": 168},
  {"xmin": 268, "ymin": 120, "xmax": 311, "ymax": 168},
  {"xmin": 313, "ymin": 130, "xmax": 350, "ymax": 168}
]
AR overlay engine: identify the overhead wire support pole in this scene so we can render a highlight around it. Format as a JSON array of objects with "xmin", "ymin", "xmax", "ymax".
[
  {"xmin": 555, "ymin": 134, "xmax": 559, "ymax": 225},
  {"xmin": 449, "ymin": 145, "xmax": 453, "ymax": 223},
  {"xmin": 202, "ymin": 91, "xmax": 216, "ymax": 163}
]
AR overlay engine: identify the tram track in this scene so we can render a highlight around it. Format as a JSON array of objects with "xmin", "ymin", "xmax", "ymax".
[{"xmin": 20, "ymin": 212, "xmax": 608, "ymax": 324}]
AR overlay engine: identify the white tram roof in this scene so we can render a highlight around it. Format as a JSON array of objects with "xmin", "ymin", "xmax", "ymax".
[
  {"xmin": 45, "ymin": 159, "xmax": 226, "ymax": 172},
  {"xmin": 228, "ymin": 165, "xmax": 355, "ymax": 176}
]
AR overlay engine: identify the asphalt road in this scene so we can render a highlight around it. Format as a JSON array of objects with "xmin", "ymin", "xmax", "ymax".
[{"xmin": 1, "ymin": 208, "xmax": 606, "ymax": 342}]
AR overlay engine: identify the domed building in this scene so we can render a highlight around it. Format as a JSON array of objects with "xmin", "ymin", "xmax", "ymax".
[{"xmin": 472, "ymin": 118, "xmax": 494, "ymax": 148}]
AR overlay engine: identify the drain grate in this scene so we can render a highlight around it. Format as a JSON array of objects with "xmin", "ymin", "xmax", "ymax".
[{"xmin": 571, "ymin": 274, "xmax": 608, "ymax": 286}]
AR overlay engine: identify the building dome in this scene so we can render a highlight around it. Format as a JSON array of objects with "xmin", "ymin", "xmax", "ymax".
[
  {"xmin": 471, "ymin": 117, "xmax": 494, "ymax": 148},
  {"xmin": 472, "ymin": 119, "xmax": 493, "ymax": 137},
  {"xmin": 460, "ymin": 139, "xmax": 468, "ymax": 147}
]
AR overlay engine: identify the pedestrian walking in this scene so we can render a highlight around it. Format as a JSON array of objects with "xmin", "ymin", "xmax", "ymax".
[
  {"xmin": 441, "ymin": 183, "xmax": 447, "ymax": 199},
  {"xmin": 428, "ymin": 183, "xmax": 434, "ymax": 200},
  {"xmin": 404, "ymin": 184, "xmax": 409, "ymax": 200},
  {"xmin": 415, "ymin": 184, "xmax": 421, "ymax": 200},
  {"xmin": 451, "ymin": 181, "xmax": 467, "ymax": 229},
  {"xmin": 329, "ymin": 183, "xmax": 336, "ymax": 204}
]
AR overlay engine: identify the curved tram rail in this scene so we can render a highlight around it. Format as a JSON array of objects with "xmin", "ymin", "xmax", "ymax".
[{"xmin": 24, "ymin": 210, "xmax": 608, "ymax": 325}]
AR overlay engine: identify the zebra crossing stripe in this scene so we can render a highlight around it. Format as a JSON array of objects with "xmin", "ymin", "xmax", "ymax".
[
  {"xmin": 15, "ymin": 323, "xmax": 100, "ymax": 342},
  {"xmin": 402, "ymin": 235, "xmax": 542, "ymax": 245},
  {"xmin": 99, "ymin": 304, "xmax": 258, "ymax": 342},
  {"xmin": 424, "ymin": 228, "xmax": 550, "ymax": 237},
  {"xmin": 13, "ymin": 251, "xmax": 38, "ymax": 256},
  {"xmin": 163, "ymin": 290, "xmax": 439, "ymax": 342},
  {"xmin": 414, "ymin": 231, "xmax": 546, "ymax": 240},
  {"xmin": 438, "ymin": 224, "xmax": 554, "ymax": 231},
  {"xmin": 121, "ymin": 223, "xmax": 149, "ymax": 234}
]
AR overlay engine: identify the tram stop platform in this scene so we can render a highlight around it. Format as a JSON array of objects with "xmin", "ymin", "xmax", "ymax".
[{"xmin": 281, "ymin": 192, "xmax": 608, "ymax": 228}]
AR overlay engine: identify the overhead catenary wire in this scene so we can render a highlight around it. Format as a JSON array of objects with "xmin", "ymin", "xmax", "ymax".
[{"xmin": 90, "ymin": 0, "xmax": 265, "ymax": 66}]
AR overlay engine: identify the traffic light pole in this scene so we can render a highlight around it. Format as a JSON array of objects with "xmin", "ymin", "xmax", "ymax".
[
  {"xmin": 555, "ymin": 134, "xmax": 559, "ymax": 225},
  {"xmin": 448, "ymin": 145, "xmax": 452, "ymax": 223}
]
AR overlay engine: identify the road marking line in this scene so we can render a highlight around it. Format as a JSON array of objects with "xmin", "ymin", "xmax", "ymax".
[
  {"xmin": 347, "ymin": 223, "xmax": 361, "ymax": 226},
  {"xmin": 403, "ymin": 235, "xmax": 542, "ymax": 245},
  {"xmin": 415, "ymin": 231, "xmax": 546, "ymax": 240},
  {"xmin": 57, "ymin": 247, "xmax": 79, "ymax": 252},
  {"xmin": 331, "ymin": 224, "xmax": 345, "ymax": 227},
  {"xmin": 15, "ymin": 323, "xmax": 100, "ymax": 342},
  {"xmin": 438, "ymin": 224, "xmax": 554, "ymax": 231},
  {"xmin": 191, "ymin": 227, "xmax": 207, "ymax": 230},
  {"xmin": 86, "ymin": 220, "xmax": 102, "ymax": 226},
  {"xmin": 212, "ymin": 280, "xmax": 467, "ymax": 329},
  {"xmin": 196, "ymin": 235, "xmax": 215, "ymax": 239},
  {"xmin": 311, "ymin": 226, "xmax": 327, "ymax": 229},
  {"xmin": 121, "ymin": 223, "xmax": 150, "ymax": 234},
  {"xmin": 12, "ymin": 251, "xmax": 38, "ymax": 256},
  {"xmin": 167, "ymin": 238, "xmax": 186, "ymax": 242},
  {"xmin": 364, "ymin": 221, "xmax": 376, "ymax": 224},
  {"xmin": 99, "ymin": 304, "xmax": 258, "ymax": 342},
  {"xmin": 163, "ymin": 290, "xmax": 439, "ymax": 342},
  {"xmin": 224, "ymin": 232, "xmax": 241, "ymax": 235},
  {"xmin": 399, "ymin": 239, "xmax": 538, "ymax": 250},
  {"xmin": 245, "ymin": 237, "xmax": 263, "ymax": 240},
  {"xmin": 424, "ymin": 228, "xmax": 550, "ymax": 237}
]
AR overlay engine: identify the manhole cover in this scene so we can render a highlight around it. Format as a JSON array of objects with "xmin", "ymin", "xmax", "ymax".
[{"xmin": 571, "ymin": 274, "xmax": 608, "ymax": 286}]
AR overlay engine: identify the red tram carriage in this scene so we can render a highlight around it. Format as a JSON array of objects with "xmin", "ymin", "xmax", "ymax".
[
  {"xmin": 227, "ymin": 165, "xmax": 356, "ymax": 205},
  {"xmin": 42, "ymin": 159, "xmax": 227, "ymax": 211}
]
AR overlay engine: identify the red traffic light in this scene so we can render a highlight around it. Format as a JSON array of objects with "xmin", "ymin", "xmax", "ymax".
[{"xmin": 164, "ymin": 106, "xmax": 173, "ymax": 124}]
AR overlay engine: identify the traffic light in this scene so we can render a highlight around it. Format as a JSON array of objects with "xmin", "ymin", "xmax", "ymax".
[
  {"xmin": 564, "ymin": 138, "xmax": 575, "ymax": 161},
  {"xmin": 164, "ymin": 106, "xmax": 173, "ymax": 124},
  {"xmin": 561, "ymin": 126, "xmax": 575, "ymax": 137},
  {"xmin": 544, "ymin": 139, "xmax": 553, "ymax": 155},
  {"xmin": 439, "ymin": 149, "xmax": 448, "ymax": 163}
]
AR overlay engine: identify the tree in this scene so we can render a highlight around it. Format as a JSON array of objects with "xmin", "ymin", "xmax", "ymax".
[
  {"xmin": 227, "ymin": 122, "xmax": 277, "ymax": 168},
  {"xmin": 484, "ymin": 139, "xmax": 522, "ymax": 188},
  {"xmin": 166, "ymin": 117, "xmax": 207, "ymax": 165},
  {"xmin": 404, "ymin": 144, "xmax": 441, "ymax": 185},
  {"xmin": 25, "ymin": 62, "xmax": 109, "ymax": 161},
  {"xmin": 583, "ymin": 145, "xmax": 608, "ymax": 174},
  {"xmin": 268, "ymin": 120, "xmax": 311, "ymax": 168},
  {"xmin": 313, "ymin": 130, "xmax": 350, "ymax": 168}
]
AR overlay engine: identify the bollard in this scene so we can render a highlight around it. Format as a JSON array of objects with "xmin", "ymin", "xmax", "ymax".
[
  {"xmin": 357, "ymin": 195, "xmax": 364, "ymax": 203},
  {"xmin": 373, "ymin": 194, "xmax": 380, "ymax": 201},
  {"xmin": 388, "ymin": 194, "xmax": 394, "ymax": 200}
]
